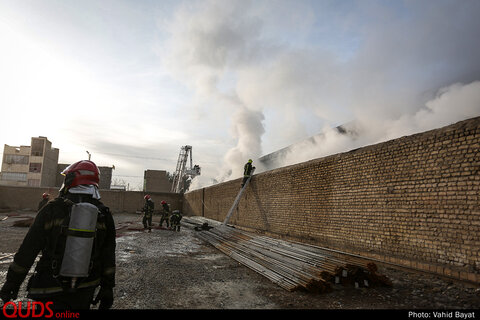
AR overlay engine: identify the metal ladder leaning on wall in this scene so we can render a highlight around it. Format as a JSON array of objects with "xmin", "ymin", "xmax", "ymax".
[{"xmin": 223, "ymin": 168, "xmax": 255, "ymax": 225}]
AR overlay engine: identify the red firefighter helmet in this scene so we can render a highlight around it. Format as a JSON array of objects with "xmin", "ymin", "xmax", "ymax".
[
  {"xmin": 61, "ymin": 160, "xmax": 100, "ymax": 188},
  {"xmin": 144, "ymin": 195, "xmax": 151, "ymax": 200},
  {"xmin": 161, "ymin": 200, "xmax": 166, "ymax": 205},
  {"xmin": 42, "ymin": 193, "xmax": 49, "ymax": 199}
]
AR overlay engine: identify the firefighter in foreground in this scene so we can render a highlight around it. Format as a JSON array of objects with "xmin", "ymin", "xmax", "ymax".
[
  {"xmin": 170, "ymin": 210, "xmax": 182, "ymax": 232},
  {"xmin": 241, "ymin": 159, "xmax": 256, "ymax": 187},
  {"xmin": 0, "ymin": 160, "xmax": 116, "ymax": 309},
  {"xmin": 142, "ymin": 194, "xmax": 154, "ymax": 232},
  {"xmin": 159, "ymin": 200, "xmax": 170, "ymax": 228}
]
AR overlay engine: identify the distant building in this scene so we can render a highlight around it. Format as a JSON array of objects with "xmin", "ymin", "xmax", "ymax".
[
  {"xmin": 144, "ymin": 169, "xmax": 172, "ymax": 193},
  {"xmin": 1, "ymin": 137, "xmax": 112, "ymax": 190},
  {"xmin": 0, "ymin": 137, "xmax": 59, "ymax": 187},
  {"xmin": 98, "ymin": 166, "xmax": 113, "ymax": 190}
]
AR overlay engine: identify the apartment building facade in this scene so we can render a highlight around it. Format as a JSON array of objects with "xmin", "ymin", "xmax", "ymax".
[{"xmin": 0, "ymin": 137, "xmax": 59, "ymax": 187}]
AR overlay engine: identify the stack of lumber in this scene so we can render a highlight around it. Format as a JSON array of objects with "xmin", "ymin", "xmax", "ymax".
[{"xmin": 185, "ymin": 217, "xmax": 391, "ymax": 293}]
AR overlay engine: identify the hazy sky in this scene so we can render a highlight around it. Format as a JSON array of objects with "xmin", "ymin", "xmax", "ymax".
[{"xmin": 1, "ymin": 0, "xmax": 480, "ymax": 190}]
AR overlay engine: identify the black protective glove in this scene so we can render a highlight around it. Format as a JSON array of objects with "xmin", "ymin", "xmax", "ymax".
[
  {"xmin": 92, "ymin": 286, "xmax": 113, "ymax": 309},
  {"xmin": 0, "ymin": 281, "xmax": 20, "ymax": 303}
]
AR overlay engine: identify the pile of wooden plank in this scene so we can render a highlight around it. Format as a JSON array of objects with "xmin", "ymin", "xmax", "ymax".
[{"xmin": 186, "ymin": 217, "xmax": 391, "ymax": 293}]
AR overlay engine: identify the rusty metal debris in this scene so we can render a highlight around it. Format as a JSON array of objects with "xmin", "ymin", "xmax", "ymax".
[{"xmin": 186, "ymin": 217, "xmax": 391, "ymax": 293}]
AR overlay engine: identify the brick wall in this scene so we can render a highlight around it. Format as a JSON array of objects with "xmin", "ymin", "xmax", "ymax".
[
  {"xmin": 0, "ymin": 186, "xmax": 182, "ymax": 215},
  {"xmin": 183, "ymin": 117, "xmax": 480, "ymax": 283}
]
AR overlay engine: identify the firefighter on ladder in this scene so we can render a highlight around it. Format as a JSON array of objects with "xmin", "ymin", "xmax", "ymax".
[{"xmin": 241, "ymin": 159, "xmax": 255, "ymax": 187}]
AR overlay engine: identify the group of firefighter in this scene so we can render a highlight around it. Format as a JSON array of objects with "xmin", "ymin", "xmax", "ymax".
[
  {"xmin": 0, "ymin": 158, "xmax": 255, "ymax": 311},
  {"xmin": 141, "ymin": 194, "xmax": 182, "ymax": 232}
]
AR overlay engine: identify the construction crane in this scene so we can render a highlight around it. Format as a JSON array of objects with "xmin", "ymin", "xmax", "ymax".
[{"xmin": 171, "ymin": 145, "xmax": 201, "ymax": 193}]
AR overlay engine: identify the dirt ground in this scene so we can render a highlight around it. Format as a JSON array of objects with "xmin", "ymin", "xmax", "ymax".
[{"xmin": 1, "ymin": 210, "xmax": 479, "ymax": 313}]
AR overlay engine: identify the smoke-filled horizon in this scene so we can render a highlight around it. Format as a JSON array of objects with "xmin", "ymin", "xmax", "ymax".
[
  {"xmin": 162, "ymin": 0, "xmax": 480, "ymax": 190},
  {"xmin": 256, "ymin": 80, "xmax": 480, "ymax": 172}
]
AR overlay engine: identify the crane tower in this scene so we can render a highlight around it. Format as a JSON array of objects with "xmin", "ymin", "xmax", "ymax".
[{"xmin": 171, "ymin": 145, "xmax": 201, "ymax": 193}]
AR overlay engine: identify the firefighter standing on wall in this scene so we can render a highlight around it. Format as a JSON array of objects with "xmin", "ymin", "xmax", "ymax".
[
  {"xmin": 0, "ymin": 160, "xmax": 116, "ymax": 310},
  {"xmin": 241, "ymin": 159, "xmax": 256, "ymax": 187},
  {"xmin": 142, "ymin": 195, "xmax": 154, "ymax": 232},
  {"xmin": 159, "ymin": 200, "xmax": 170, "ymax": 228}
]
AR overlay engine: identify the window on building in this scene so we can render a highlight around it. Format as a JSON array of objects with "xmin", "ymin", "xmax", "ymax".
[
  {"xmin": 29, "ymin": 163, "xmax": 42, "ymax": 173},
  {"xmin": 31, "ymin": 139, "xmax": 45, "ymax": 157},
  {"xmin": 4, "ymin": 154, "xmax": 29, "ymax": 164},
  {"xmin": 1, "ymin": 172, "xmax": 27, "ymax": 182}
]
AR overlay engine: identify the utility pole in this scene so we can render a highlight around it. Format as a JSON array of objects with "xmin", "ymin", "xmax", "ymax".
[{"xmin": 86, "ymin": 151, "xmax": 91, "ymax": 160}]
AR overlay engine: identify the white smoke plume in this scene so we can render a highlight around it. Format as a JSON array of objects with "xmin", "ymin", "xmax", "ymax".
[
  {"xmin": 163, "ymin": 0, "xmax": 269, "ymax": 186},
  {"xmin": 268, "ymin": 81, "xmax": 480, "ymax": 170},
  {"xmin": 163, "ymin": 0, "xmax": 480, "ymax": 190},
  {"xmin": 216, "ymin": 107, "xmax": 265, "ymax": 181}
]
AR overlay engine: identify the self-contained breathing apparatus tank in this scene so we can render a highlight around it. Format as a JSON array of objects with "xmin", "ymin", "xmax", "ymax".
[{"xmin": 59, "ymin": 202, "xmax": 99, "ymax": 283}]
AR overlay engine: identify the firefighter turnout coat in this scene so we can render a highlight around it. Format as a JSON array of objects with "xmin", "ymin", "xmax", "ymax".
[{"xmin": 3, "ymin": 194, "xmax": 116, "ymax": 300}]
